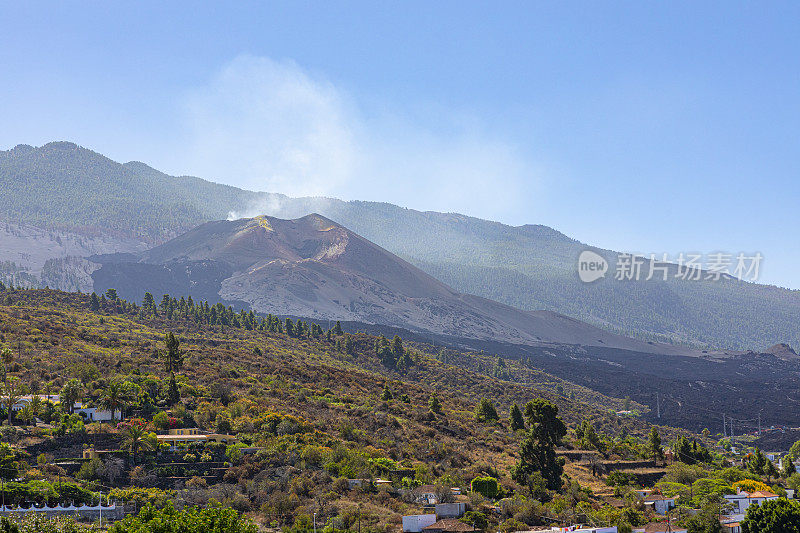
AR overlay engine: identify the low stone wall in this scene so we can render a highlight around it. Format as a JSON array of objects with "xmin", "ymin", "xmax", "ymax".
[
  {"xmin": 601, "ymin": 460, "xmax": 655, "ymax": 472},
  {"xmin": 0, "ymin": 503, "xmax": 124, "ymax": 520}
]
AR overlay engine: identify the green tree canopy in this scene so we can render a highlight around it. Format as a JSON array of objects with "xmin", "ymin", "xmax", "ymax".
[
  {"xmin": 470, "ymin": 476, "xmax": 499, "ymax": 499},
  {"xmin": 59, "ymin": 379, "xmax": 82, "ymax": 415},
  {"xmin": 513, "ymin": 399, "xmax": 567, "ymax": 491},
  {"xmin": 108, "ymin": 502, "xmax": 257, "ymax": 533},
  {"xmin": 474, "ymin": 398, "xmax": 498, "ymax": 423},
  {"xmin": 509, "ymin": 403, "xmax": 525, "ymax": 432},
  {"xmin": 741, "ymin": 498, "xmax": 800, "ymax": 533},
  {"xmin": 648, "ymin": 427, "xmax": 664, "ymax": 464}
]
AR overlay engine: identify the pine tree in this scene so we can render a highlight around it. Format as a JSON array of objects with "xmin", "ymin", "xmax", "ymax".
[
  {"xmin": 783, "ymin": 455, "xmax": 796, "ymax": 479},
  {"xmin": 509, "ymin": 403, "xmax": 525, "ymax": 431},
  {"xmin": 428, "ymin": 392, "xmax": 442, "ymax": 414},
  {"xmin": 648, "ymin": 427, "xmax": 663, "ymax": 465},
  {"xmin": 142, "ymin": 292, "xmax": 157, "ymax": 315},
  {"xmin": 381, "ymin": 383, "xmax": 393, "ymax": 401},
  {"xmin": 475, "ymin": 398, "xmax": 499, "ymax": 422},
  {"xmin": 168, "ymin": 373, "xmax": 180, "ymax": 405},
  {"xmin": 89, "ymin": 292, "xmax": 100, "ymax": 312},
  {"xmin": 391, "ymin": 335, "xmax": 403, "ymax": 358},
  {"xmin": 163, "ymin": 332, "xmax": 184, "ymax": 374},
  {"xmin": 751, "ymin": 449, "xmax": 767, "ymax": 475},
  {"xmin": 765, "ymin": 459, "xmax": 779, "ymax": 483},
  {"xmin": 513, "ymin": 399, "xmax": 567, "ymax": 491},
  {"xmin": 332, "ymin": 321, "xmax": 343, "ymax": 335}
]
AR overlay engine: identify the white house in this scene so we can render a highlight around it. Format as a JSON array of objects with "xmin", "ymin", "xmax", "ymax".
[
  {"xmin": 73, "ymin": 402, "xmax": 118, "ymax": 422},
  {"xmin": 11, "ymin": 396, "xmax": 118, "ymax": 422},
  {"xmin": 719, "ymin": 514, "xmax": 744, "ymax": 533},
  {"xmin": 412, "ymin": 485, "xmax": 439, "ymax": 505},
  {"xmin": 435, "ymin": 503, "xmax": 466, "ymax": 519},
  {"xmin": 11, "ymin": 394, "xmax": 59, "ymax": 411},
  {"xmin": 643, "ymin": 494, "xmax": 678, "ymax": 515},
  {"xmin": 403, "ymin": 514, "xmax": 437, "ymax": 532},
  {"xmin": 723, "ymin": 490, "xmax": 779, "ymax": 514}
]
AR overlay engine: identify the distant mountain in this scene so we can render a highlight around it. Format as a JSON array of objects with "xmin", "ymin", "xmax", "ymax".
[
  {"xmin": 1, "ymin": 141, "xmax": 799, "ymax": 351},
  {"xmin": 92, "ymin": 213, "xmax": 694, "ymax": 355},
  {"xmin": 87, "ymin": 214, "xmax": 800, "ymax": 434}
]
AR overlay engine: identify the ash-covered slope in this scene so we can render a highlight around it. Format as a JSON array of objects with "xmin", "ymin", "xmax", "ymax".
[
  {"xmin": 92, "ymin": 214, "xmax": 696, "ymax": 356},
  {"xmin": 4, "ymin": 142, "xmax": 800, "ymax": 352}
]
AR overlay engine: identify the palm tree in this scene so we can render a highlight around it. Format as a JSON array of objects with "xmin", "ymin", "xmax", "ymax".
[
  {"xmin": 59, "ymin": 379, "xmax": 82, "ymax": 414},
  {"xmin": 120, "ymin": 422, "xmax": 157, "ymax": 465},
  {"xmin": 18, "ymin": 404, "xmax": 35, "ymax": 426},
  {"xmin": 29, "ymin": 395, "xmax": 41, "ymax": 420},
  {"xmin": 99, "ymin": 380, "xmax": 130, "ymax": 423},
  {"xmin": 2, "ymin": 377, "xmax": 24, "ymax": 426}
]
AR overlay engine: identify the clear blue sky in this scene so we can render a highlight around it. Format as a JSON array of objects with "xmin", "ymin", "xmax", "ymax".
[{"xmin": 2, "ymin": 1, "xmax": 799, "ymax": 288}]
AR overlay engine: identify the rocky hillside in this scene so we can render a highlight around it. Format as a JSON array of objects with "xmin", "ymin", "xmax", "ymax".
[
  {"xmin": 90, "ymin": 214, "xmax": 697, "ymax": 355},
  {"xmin": 2, "ymin": 141, "xmax": 799, "ymax": 351}
]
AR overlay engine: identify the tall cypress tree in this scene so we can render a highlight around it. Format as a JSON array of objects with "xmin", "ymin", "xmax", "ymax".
[{"xmin": 513, "ymin": 399, "xmax": 567, "ymax": 490}]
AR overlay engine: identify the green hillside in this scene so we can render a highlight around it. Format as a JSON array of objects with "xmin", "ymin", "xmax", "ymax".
[
  {"xmin": 0, "ymin": 286, "xmax": 679, "ymax": 531},
  {"xmin": 1, "ymin": 142, "xmax": 799, "ymax": 351}
]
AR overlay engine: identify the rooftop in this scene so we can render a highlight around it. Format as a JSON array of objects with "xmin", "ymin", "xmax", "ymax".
[{"xmin": 423, "ymin": 519, "xmax": 477, "ymax": 532}]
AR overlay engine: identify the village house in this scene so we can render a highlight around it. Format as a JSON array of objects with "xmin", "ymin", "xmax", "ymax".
[
  {"xmin": 643, "ymin": 494, "xmax": 678, "ymax": 515},
  {"xmin": 12, "ymin": 396, "xmax": 118, "ymax": 422},
  {"xmin": 11, "ymin": 394, "xmax": 60, "ymax": 410},
  {"xmin": 74, "ymin": 401, "xmax": 118, "ymax": 422},
  {"xmin": 155, "ymin": 427, "xmax": 238, "ymax": 450},
  {"xmin": 434, "ymin": 503, "xmax": 466, "ymax": 519},
  {"xmin": 403, "ymin": 514, "xmax": 437, "ymax": 532},
  {"xmin": 411, "ymin": 485, "xmax": 440, "ymax": 505},
  {"xmin": 719, "ymin": 514, "xmax": 744, "ymax": 533},
  {"xmin": 723, "ymin": 489, "xmax": 779, "ymax": 514}
]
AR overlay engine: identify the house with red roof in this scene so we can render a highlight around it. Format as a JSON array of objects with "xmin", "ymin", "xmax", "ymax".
[{"xmin": 723, "ymin": 489, "xmax": 778, "ymax": 514}]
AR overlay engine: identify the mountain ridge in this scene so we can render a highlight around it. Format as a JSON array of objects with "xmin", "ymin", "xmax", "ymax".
[
  {"xmin": 92, "ymin": 213, "xmax": 701, "ymax": 356},
  {"xmin": 1, "ymin": 141, "xmax": 798, "ymax": 351}
]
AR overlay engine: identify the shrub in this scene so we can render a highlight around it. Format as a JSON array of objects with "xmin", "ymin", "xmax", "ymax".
[
  {"xmin": 108, "ymin": 502, "xmax": 257, "ymax": 533},
  {"xmin": 471, "ymin": 476, "xmax": 500, "ymax": 499},
  {"xmin": 152, "ymin": 412, "xmax": 169, "ymax": 430},
  {"xmin": 461, "ymin": 511, "xmax": 488, "ymax": 531}
]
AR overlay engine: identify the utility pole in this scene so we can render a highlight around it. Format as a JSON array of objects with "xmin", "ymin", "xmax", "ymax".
[
  {"xmin": 723, "ymin": 414, "xmax": 727, "ymax": 438},
  {"xmin": 657, "ymin": 393, "xmax": 661, "ymax": 419},
  {"xmin": 313, "ymin": 512, "xmax": 317, "ymax": 533},
  {"xmin": 758, "ymin": 413, "xmax": 761, "ymax": 436}
]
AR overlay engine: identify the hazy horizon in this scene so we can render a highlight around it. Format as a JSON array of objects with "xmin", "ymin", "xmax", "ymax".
[{"xmin": 2, "ymin": 2, "xmax": 799, "ymax": 288}]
